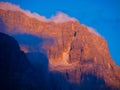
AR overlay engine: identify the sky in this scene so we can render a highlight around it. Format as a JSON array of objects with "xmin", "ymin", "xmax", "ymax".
[{"xmin": 0, "ymin": 0, "xmax": 120, "ymax": 65}]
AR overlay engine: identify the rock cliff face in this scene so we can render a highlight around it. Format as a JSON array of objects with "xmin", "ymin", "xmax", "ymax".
[
  {"xmin": 0, "ymin": 7, "xmax": 120, "ymax": 89},
  {"xmin": 0, "ymin": 32, "xmax": 80, "ymax": 90}
]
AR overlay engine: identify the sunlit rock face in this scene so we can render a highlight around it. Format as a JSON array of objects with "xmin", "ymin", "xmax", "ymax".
[
  {"xmin": 0, "ymin": 5, "xmax": 120, "ymax": 89},
  {"xmin": 0, "ymin": 32, "xmax": 80, "ymax": 90}
]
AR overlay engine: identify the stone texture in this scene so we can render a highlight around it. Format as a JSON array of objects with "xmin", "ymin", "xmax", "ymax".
[{"xmin": 0, "ymin": 9, "xmax": 120, "ymax": 89}]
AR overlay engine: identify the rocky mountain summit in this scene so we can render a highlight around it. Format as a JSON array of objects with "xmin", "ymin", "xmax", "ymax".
[{"xmin": 0, "ymin": 5, "xmax": 120, "ymax": 89}]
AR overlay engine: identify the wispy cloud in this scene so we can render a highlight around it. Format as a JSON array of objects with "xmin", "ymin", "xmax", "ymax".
[
  {"xmin": 49, "ymin": 12, "xmax": 77, "ymax": 23},
  {"xmin": 87, "ymin": 26, "xmax": 101, "ymax": 36},
  {"xmin": 0, "ymin": 2, "xmax": 77, "ymax": 23},
  {"xmin": 0, "ymin": 2, "xmax": 47, "ymax": 21},
  {"xmin": 0, "ymin": 2, "xmax": 101, "ymax": 54}
]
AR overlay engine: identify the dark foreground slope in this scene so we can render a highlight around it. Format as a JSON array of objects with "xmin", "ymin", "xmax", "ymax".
[
  {"xmin": 0, "ymin": 7, "xmax": 120, "ymax": 90},
  {"xmin": 0, "ymin": 32, "xmax": 80, "ymax": 90},
  {"xmin": 0, "ymin": 33, "xmax": 119, "ymax": 90},
  {"xmin": 0, "ymin": 32, "xmax": 40, "ymax": 89}
]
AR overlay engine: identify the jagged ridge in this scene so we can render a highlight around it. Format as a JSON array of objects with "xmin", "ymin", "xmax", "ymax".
[{"xmin": 0, "ymin": 8, "xmax": 120, "ymax": 89}]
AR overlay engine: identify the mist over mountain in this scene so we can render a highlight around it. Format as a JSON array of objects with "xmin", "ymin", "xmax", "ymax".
[
  {"xmin": 0, "ymin": 2, "xmax": 120, "ymax": 90},
  {"xmin": 0, "ymin": 32, "xmax": 81, "ymax": 90}
]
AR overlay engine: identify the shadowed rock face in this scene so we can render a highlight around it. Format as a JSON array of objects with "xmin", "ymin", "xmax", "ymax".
[
  {"xmin": 0, "ymin": 8, "xmax": 120, "ymax": 89},
  {"xmin": 0, "ymin": 33, "xmax": 50, "ymax": 90},
  {"xmin": 0, "ymin": 32, "xmax": 80, "ymax": 90},
  {"xmin": 0, "ymin": 32, "xmax": 31, "ymax": 89}
]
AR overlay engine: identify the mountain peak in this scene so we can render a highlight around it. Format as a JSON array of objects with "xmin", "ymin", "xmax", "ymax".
[
  {"xmin": 0, "ymin": 4, "xmax": 120, "ymax": 89},
  {"xmin": 0, "ymin": 2, "xmax": 77, "ymax": 23}
]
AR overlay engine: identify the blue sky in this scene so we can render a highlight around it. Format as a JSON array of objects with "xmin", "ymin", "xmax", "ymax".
[{"xmin": 1, "ymin": 0, "xmax": 120, "ymax": 65}]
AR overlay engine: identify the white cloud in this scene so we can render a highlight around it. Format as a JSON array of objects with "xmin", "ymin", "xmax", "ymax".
[
  {"xmin": 49, "ymin": 12, "xmax": 77, "ymax": 23},
  {"xmin": 0, "ymin": 2, "xmax": 101, "ymax": 37},
  {"xmin": 0, "ymin": 2, "xmax": 77, "ymax": 23},
  {"xmin": 0, "ymin": 2, "xmax": 48, "ymax": 22},
  {"xmin": 0, "ymin": 2, "xmax": 21, "ymax": 11},
  {"xmin": 87, "ymin": 26, "xmax": 101, "ymax": 36}
]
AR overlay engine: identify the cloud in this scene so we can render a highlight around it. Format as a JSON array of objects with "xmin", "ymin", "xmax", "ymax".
[
  {"xmin": 0, "ymin": 2, "xmax": 21, "ymax": 11},
  {"xmin": 0, "ymin": 2, "xmax": 47, "ymax": 21},
  {"xmin": 0, "ymin": 2, "xmax": 77, "ymax": 23},
  {"xmin": 87, "ymin": 26, "xmax": 101, "ymax": 36},
  {"xmin": 0, "ymin": 2, "xmax": 101, "ymax": 54},
  {"xmin": 49, "ymin": 12, "xmax": 77, "ymax": 23}
]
